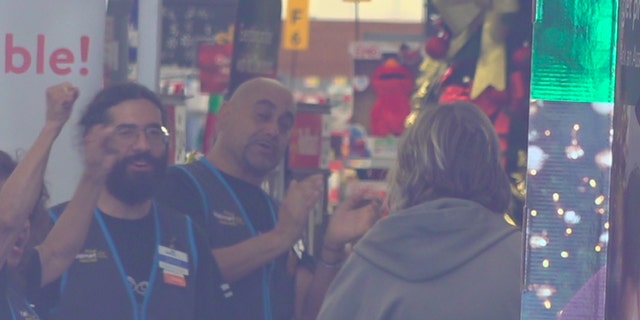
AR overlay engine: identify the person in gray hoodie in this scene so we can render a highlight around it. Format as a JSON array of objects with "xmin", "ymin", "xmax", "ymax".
[{"xmin": 317, "ymin": 101, "xmax": 523, "ymax": 320}]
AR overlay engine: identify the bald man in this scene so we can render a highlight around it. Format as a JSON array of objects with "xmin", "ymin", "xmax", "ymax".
[{"xmin": 157, "ymin": 78, "xmax": 381, "ymax": 320}]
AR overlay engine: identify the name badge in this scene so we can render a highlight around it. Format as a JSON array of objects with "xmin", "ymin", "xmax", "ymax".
[
  {"xmin": 163, "ymin": 270, "xmax": 187, "ymax": 287},
  {"xmin": 158, "ymin": 245, "xmax": 189, "ymax": 276}
]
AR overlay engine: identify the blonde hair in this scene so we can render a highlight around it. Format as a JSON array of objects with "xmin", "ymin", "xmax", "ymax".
[{"xmin": 386, "ymin": 101, "xmax": 511, "ymax": 213}]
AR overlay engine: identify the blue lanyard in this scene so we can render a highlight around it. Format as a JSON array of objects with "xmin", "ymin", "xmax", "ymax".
[
  {"xmin": 199, "ymin": 157, "xmax": 277, "ymax": 320},
  {"xmin": 94, "ymin": 203, "xmax": 162, "ymax": 320},
  {"xmin": 7, "ymin": 291, "xmax": 39, "ymax": 320}
]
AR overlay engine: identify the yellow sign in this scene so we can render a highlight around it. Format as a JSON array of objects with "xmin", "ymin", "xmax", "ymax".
[
  {"xmin": 343, "ymin": 0, "xmax": 372, "ymax": 2},
  {"xmin": 283, "ymin": 0, "xmax": 310, "ymax": 50}
]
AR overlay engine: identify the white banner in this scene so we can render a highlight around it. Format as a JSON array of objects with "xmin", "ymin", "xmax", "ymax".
[{"xmin": 0, "ymin": 1, "xmax": 106, "ymax": 204}]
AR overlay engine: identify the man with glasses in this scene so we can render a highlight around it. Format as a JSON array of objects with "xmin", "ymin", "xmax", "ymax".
[{"xmin": 36, "ymin": 82, "xmax": 233, "ymax": 320}]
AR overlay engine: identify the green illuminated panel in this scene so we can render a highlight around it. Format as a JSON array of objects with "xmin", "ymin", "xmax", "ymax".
[{"xmin": 531, "ymin": 0, "xmax": 618, "ymax": 102}]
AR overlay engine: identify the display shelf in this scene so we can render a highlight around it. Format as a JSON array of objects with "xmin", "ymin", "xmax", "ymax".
[{"xmin": 345, "ymin": 157, "xmax": 395, "ymax": 170}]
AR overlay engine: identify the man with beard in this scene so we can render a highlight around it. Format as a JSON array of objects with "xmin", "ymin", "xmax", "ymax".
[
  {"xmin": 38, "ymin": 83, "xmax": 233, "ymax": 320},
  {"xmin": 1, "ymin": 82, "xmax": 119, "ymax": 320},
  {"xmin": 157, "ymin": 77, "xmax": 382, "ymax": 320}
]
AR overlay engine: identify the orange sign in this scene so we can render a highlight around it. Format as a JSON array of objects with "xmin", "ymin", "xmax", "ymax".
[{"xmin": 283, "ymin": 0, "xmax": 310, "ymax": 50}]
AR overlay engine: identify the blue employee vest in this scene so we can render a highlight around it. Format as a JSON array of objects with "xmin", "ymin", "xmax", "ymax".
[
  {"xmin": 170, "ymin": 158, "xmax": 294, "ymax": 320},
  {"xmin": 46, "ymin": 202, "xmax": 199, "ymax": 320}
]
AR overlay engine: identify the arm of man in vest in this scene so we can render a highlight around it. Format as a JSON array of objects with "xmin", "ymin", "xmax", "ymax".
[
  {"xmin": 0, "ymin": 83, "xmax": 78, "ymax": 267},
  {"xmin": 298, "ymin": 190, "xmax": 383, "ymax": 320},
  {"xmin": 211, "ymin": 174, "xmax": 324, "ymax": 282},
  {"xmin": 36, "ymin": 112, "xmax": 118, "ymax": 286}
]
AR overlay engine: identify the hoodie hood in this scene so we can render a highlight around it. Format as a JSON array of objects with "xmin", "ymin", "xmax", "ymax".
[{"xmin": 354, "ymin": 198, "xmax": 519, "ymax": 282}]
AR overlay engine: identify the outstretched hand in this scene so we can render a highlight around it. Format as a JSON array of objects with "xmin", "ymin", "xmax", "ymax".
[
  {"xmin": 276, "ymin": 174, "xmax": 324, "ymax": 244},
  {"xmin": 45, "ymin": 82, "xmax": 79, "ymax": 129},
  {"xmin": 323, "ymin": 189, "xmax": 384, "ymax": 251}
]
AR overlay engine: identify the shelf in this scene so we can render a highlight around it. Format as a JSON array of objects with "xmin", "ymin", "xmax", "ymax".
[
  {"xmin": 159, "ymin": 93, "xmax": 194, "ymax": 105},
  {"xmin": 345, "ymin": 157, "xmax": 395, "ymax": 170}
]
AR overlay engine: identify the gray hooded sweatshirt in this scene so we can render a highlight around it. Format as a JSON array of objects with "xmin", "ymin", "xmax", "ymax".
[{"xmin": 317, "ymin": 198, "xmax": 522, "ymax": 320}]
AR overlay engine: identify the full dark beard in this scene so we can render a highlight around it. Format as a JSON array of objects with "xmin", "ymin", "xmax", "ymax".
[{"xmin": 106, "ymin": 152, "xmax": 167, "ymax": 205}]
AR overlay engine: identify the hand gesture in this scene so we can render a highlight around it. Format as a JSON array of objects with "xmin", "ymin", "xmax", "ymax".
[
  {"xmin": 45, "ymin": 82, "xmax": 79, "ymax": 129},
  {"xmin": 323, "ymin": 189, "xmax": 384, "ymax": 251},
  {"xmin": 275, "ymin": 174, "xmax": 324, "ymax": 244},
  {"xmin": 82, "ymin": 124, "xmax": 119, "ymax": 182}
]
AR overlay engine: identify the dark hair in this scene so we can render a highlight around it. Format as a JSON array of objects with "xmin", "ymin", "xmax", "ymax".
[
  {"xmin": 79, "ymin": 82, "xmax": 166, "ymax": 136},
  {"xmin": 0, "ymin": 151, "xmax": 16, "ymax": 181},
  {"xmin": 386, "ymin": 101, "xmax": 512, "ymax": 214},
  {"xmin": 0, "ymin": 150, "xmax": 51, "ymax": 290},
  {"xmin": 0, "ymin": 151, "xmax": 50, "ymax": 224}
]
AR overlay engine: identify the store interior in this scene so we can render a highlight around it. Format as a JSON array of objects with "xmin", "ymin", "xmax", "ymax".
[{"xmin": 102, "ymin": 1, "xmax": 617, "ymax": 317}]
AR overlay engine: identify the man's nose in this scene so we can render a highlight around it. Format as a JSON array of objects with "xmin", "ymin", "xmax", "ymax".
[
  {"xmin": 132, "ymin": 131, "xmax": 151, "ymax": 151},
  {"xmin": 264, "ymin": 120, "xmax": 280, "ymax": 135}
]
